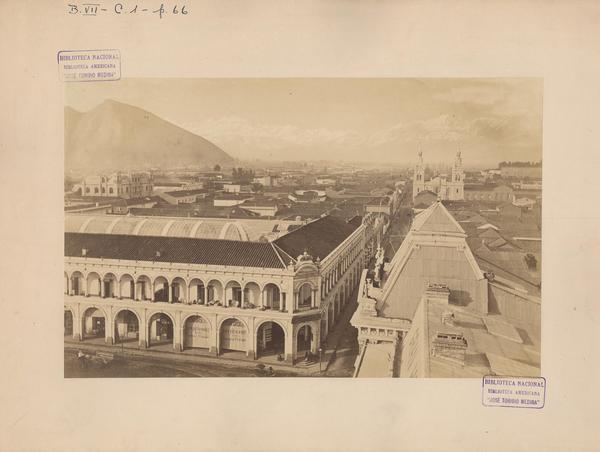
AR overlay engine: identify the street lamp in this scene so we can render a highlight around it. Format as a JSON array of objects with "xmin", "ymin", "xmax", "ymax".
[{"xmin": 318, "ymin": 347, "xmax": 323, "ymax": 373}]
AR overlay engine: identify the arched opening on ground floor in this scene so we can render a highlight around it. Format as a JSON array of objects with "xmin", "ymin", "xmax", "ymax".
[
  {"xmin": 114, "ymin": 309, "xmax": 140, "ymax": 344},
  {"xmin": 297, "ymin": 325, "xmax": 313, "ymax": 354},
  {"xmin": 256, "ymin": 321, "xmax": 285, "ymax": 358},
  {"xmin": 64, "ymin": 310, "xmax": 73, "ymax": 336},
  {"xmin": 148, "ymin": 313, "xmax": 174, "ymax": 347},
  {"xmin": 82, "ymin": 307, "xmax": 105, "ymax": 340},
  {"xmin": 183, "ymin": 315, "xmax": 211, "ymax": 350},
  {"xmin": 219, "ymin": 318, "xmax": 247, "ymax": 354}
]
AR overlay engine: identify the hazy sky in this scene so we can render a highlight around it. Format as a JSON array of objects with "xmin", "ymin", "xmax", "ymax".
[{"xmin": 66, "ymin": 78, "xmax": 542, "ymax": 167}]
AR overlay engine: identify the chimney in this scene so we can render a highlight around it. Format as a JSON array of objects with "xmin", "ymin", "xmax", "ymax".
[{"xmin": 431, "ymin": 331, "xmax": 467, "ymax": 366}]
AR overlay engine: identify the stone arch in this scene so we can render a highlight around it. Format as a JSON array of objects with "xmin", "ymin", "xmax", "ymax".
[
  {"xmin": 113, "ymin": 309, "xmax": 140, "ymax": 344},
  {"xmin": 188, "ymin": 278, "xmax": 206, "ymax": 304},
  {"xmin": 263, "ymin": 283, "xmax": 281, "ymax": 310},
  {"xmin": 255, "ymin": 320, "xmax": 286, "ymax": 359},
  {"xmin": 69, "ymin": 271, "xmax": 84, "ymax": 295},
  {"xmin": 243, "ymin": 281, "xmax": 261, "ymax": 307},
  {"xmin": 153, "ymin": 276, "xmax": 169, "ymax": 302},
  {"xmin": 81, "ymin": 306, "xmax": 107, "ymax": 339},
  {"xmin": 297, "ymin": 324, "xmax": 313, "ymax": 353},
  {"xmin": 135, "ymin": 274, "xmax": 152, "ymax": 301},
  {"xmin": 102, "ymin": 272, "xmax": 118, "ymax": 298},
  {"xmin": 224, "ymin": 280, "xmax": 243, "ymax": 307},
  {"xmin": 182, "ymin": 314, "xmax": 211, "ymax": 350},
  {"xmin": 219, "ymin": 317, "xmax": 249, "ymax": 354},
  {"xmin": 119, "ymin": 273, "xmax": 135, "ymax": 299},
  {"xmin": 206, "ymin": 279, "xmax": 224, "ymax": 304},
  {"xmin": 171, "ymin": 277, "xmax": 187, "ymax": 303},
  {"xmin": 298, "ymin": 282, "xmax": 313, "ymax": 308},
  {"xmin": 147, "ymin": 311, "xmax": 175, "ymax": 347},
  {"xmin": 86, "ymin": 272, "xmax": 102, "ymax": 297}
]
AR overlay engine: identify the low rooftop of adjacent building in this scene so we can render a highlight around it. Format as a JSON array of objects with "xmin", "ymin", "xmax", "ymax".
[{"xmin": 65, "ymin": 213, "xmax": 302, "ymax": 242}]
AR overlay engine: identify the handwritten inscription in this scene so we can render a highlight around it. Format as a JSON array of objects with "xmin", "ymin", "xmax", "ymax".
[{"xmin": 67, "ymin": 3, "xmax": 188, "ymax": 18}]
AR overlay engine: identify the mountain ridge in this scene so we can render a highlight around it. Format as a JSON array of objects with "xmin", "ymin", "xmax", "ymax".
[{"xmin": 65, "ymin": 99, "xmax": 234, "ymax": 171}]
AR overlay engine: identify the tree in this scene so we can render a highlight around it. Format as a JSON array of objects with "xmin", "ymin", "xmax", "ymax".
[{"xmin": 213, "ymin": 164, "xmax": 221, "ymax": 172}]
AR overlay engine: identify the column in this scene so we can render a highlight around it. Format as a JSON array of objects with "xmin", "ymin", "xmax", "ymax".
[
  {"xmin": 173, "ymin": 311, "xmax": 182, "ymax": 351},
  {"xmin": 280, "ymin": 293, "xmax": 286, "ymax": 312},
  {"xmin": 139, "ymin": 310, "xmax": 147, "ymax": 348},
  {"xmin": 106, "ymin": 307, "xmax": 114, "ymax": 345},
  {"xmin": 168, "ymin": 283, "xmax": 173, "ymax": 303},
  {"xmin": 72, "ymin": 305, "xmax": 82, "ymax": 341},
  {"xmin": 261, "ymin": 290, "xmax": 266, "ymax": 308},
  {"xmin": 311, "ymin": 322, "xmax": 319, "ymax": 354},
  {"xmin": 204, "ymin": 285, "xmax": 208, "ymax": 304},
  {"xmin": 100, "ymin": 279, "xmax": 105, "ymax": 298},
  {"xmin": 151, "ymin": 283, "xmax": 156, "ymax": 302},
  {"xmin": 312, "ymin": 289, "xmax": 317, "ymax": 308},
  {"xmin": 284, "ymin": 325, "xmax": 294, "ymax": 363}
]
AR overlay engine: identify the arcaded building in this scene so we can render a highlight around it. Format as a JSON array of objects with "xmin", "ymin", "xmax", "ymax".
[{"xmin": 64, "ymin": 212, "xmax": 385, "ymax": 363}]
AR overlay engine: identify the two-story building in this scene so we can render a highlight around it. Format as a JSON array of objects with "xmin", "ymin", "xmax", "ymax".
[{"xmin": 64, "ymin": 213, "xmax": 385, "ymax": 364}]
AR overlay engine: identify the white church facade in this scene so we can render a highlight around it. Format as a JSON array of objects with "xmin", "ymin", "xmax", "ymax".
[{"xmin": 412, "ymin": 151, "xmax": 465, "ymax": 201}]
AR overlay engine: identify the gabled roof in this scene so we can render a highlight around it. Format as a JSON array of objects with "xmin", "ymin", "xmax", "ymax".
[
  {"xmin": 411, "ymin": 201, "xmax": 465, "ymax": 235},
  {"xmin": 65, "ymin": 232, "xmax": 289, "ymax": 269}
]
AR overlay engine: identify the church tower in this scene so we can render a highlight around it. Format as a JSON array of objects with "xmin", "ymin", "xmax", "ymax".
[
  {"xmin": 449, "ymin": 151, "xmax": 464, "ymax": 200},
  {"xmin": 412, "ymin": 151, "xmax": 425, "ymax": 200}
]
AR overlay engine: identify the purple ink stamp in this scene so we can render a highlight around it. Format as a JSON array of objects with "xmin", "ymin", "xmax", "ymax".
[
  {"xmin": 482, "ymin": 375, "xmax": 546, "ymax": 409},
  {"xmin": 57, "ymin": 49, "xmax": 120, "ymax": 82}
]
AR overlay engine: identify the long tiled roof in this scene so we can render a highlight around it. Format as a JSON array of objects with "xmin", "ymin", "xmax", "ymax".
[
  {"xmin": 65, "ymin": 232, "xmax": 289, "ymax": 269},
  {"xmin": 274, "ymin": 215, "xmax": 360, "ymax": 261}
]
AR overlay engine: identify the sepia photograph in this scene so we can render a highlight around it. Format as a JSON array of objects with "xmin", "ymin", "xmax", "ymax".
[
  {"xmin": 4, "ymin": 1, "xmax": 600, "ymax": 450},
  {"xmin": 63, "ymin": 78, "xmax": 542, "ymax": 378}
]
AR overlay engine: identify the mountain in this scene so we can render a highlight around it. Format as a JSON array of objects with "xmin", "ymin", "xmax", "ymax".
[{"xmin": 65, "ymin": 100, "xmax": 234, "ymax": 171}]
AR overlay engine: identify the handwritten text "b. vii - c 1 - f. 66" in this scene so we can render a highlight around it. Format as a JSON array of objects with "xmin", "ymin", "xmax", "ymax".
[{"xmin": 67, "ymin": 3, "xmax": 189, "ymax": 19}]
